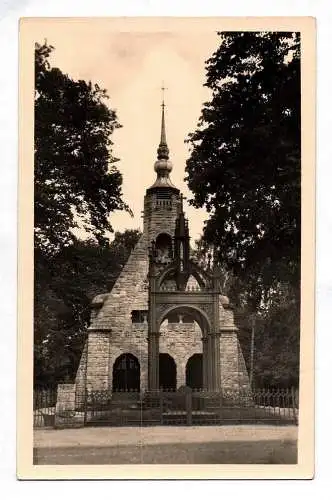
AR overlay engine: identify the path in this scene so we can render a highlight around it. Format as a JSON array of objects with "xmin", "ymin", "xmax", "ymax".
[{"xmin": 34, "ymin": 425, "xmax": 298, "ymax": 465}]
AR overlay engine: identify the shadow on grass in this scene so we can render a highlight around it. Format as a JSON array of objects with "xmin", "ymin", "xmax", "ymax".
[{"xmin": 33, "ymin": 438, "xmax": 297, "ymax": 465}]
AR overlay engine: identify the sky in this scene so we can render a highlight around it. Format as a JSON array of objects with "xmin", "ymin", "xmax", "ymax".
[{"xmin": 33, "ymin": 19, "xmax": 220, "ymax": 241}]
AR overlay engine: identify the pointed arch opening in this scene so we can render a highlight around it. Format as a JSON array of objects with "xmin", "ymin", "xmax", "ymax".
[
  {"xmin": 156, "ymin": 306, "xmax": 210, "ymax": 391},
  {"xmin": 112, "ymin": 353, "xmax": 140, "ymax": 392},
  {"xmin": 159, "ymin": 353, "xmax": 177, "ymax": 390},
  {"xmin": 186, "ymin": 354, "xmax": 203, "ymax": 390}
]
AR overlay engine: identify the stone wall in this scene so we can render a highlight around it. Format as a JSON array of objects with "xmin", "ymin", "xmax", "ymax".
[
  {"xmin": 82, "ymin": 319, "xmax": 249, "ymax": 392},
  {"xmin": 86, "ymin": 321, "xmax": 203, "ymax": 392},
  {"xmin": 86, "ymin": 231, "xmax": 150, "ymax": 391},
  {"xmin": 75, "ymin": 341, "xmax": 87, "ymax": 406},
  {"xmin": 220, "ymin": 332, "xmax": 250, "ymax": 390},
  {"xmin": 55, "ymin": 384, "xmax": 84, "ymax": 428},
  {"xmin": 143, "ymin": 192, "xmax": 181, "ymax": 243},
  {"xmin": 85, "ymin": 331, "xmax": 110, "ymax": 392}
]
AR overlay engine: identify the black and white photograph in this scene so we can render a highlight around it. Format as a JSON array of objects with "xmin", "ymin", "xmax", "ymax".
[{"xmin": 17, "ymin": 17, "xmax": 315, "ymax": 479}]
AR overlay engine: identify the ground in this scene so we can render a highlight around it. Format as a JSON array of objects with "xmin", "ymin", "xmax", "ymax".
[{"xmin": 33, "ymin": 425, "xmax": 298, "ymax": 465}]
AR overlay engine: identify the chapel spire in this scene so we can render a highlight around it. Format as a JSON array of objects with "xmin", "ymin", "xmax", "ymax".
[
  {"xmin": 157, "ymin": 95, "xmax": 169, "ymax": 160},
  {"xmin": 147, "ymin": 86, "xmax": 178, "ymax": 193}
]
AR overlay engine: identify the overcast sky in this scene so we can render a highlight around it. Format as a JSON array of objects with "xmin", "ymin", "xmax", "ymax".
[{"xmin": 34, "ymin": 20, "xmax": 220, "ymax": 241}]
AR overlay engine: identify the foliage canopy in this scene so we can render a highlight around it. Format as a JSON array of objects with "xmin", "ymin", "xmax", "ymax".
[
  {"xmin": 187, "ymin": 33, "xmax": 301, "ymax": 386},
  {"xmin": 185, "ymin": 32, "xmax": 301, "ymax": 305},
  {"xmin": 35, "ymin": 42, "xmax": 130, "ymax": 255}
]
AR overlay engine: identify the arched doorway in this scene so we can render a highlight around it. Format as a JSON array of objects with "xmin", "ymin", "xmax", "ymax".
[
  {"xmin": 186, "ymin": 354, "xmax": 203, "ymax": 390},
  {"xmin": 156, "ymin": 305, "xmax": 211, "ymax": 391},
  {"xmin": 159, "ymin": 353, "xmax": 176, "ymax": 390},
  {"xmin": 112, "ymin": 353, "xmax": 140, "ymax": 392}
]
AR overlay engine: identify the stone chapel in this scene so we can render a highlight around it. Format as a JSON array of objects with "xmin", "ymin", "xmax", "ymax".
[{"xmin": 75, "ymin": 100, "xmax": 249, "ymax": 402}]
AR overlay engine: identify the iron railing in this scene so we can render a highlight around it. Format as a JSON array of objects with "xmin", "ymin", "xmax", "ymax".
[
  {"xmin": 33, "ymin": 388, "xmax": 57, "ymax": 427},
  {"xmin": 33, "ymin": 387, "xmax": 299, "ymax": 428}
]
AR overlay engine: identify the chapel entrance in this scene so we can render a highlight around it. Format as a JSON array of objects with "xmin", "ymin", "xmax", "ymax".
[
  {"xmin": 154, "ymin": 305, "xmax": 210, "ymax": 392},
  {"xmin": 186, "ymin": 354, "xmax": 203, "ymax": 390},
  {"xmin": 112, "ymin": 353, "xmax": 140, "ymax": 392},
  {"xmin": 159, "ymin": 353, "xmax": 177, "ymax": 390}
]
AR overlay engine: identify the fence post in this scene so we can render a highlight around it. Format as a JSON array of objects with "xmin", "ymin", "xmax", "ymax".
[
  {"xmin": 83, "ymin": 387, "xmax": 88, "ymax": 426},
  {"xmin": 291, "ymin": 386, "xmax": 298, "ymax": 425},
  {"xmin": 160, "ymin": 391, "xmax": 163, "ymax": 425},
  {"xmin": 219, "ymin": 391, "xmax": 223, "ymax": 424},
  {"xmin": 249, "ymin": 314, "xmax": 256, "ymax": 388},
  {"xmin": 186, "ymin": 390, "xmax": 192, "ymax": 426}
]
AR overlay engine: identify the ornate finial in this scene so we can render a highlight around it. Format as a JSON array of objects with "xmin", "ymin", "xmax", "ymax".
[
  {"xmin": 161, "ymin": 83, "xmax": 166, "ymax": 108},
  {"xmin": 148, "ymin": 84, "xmax": 178, "ymax": 192},
  {"xmin": 157, "ymin": 83, "xmax": 169, "ymax": 160},
  {"xmin": 161, "ymin": 82, "xmax": 167, "ymax": 111}
]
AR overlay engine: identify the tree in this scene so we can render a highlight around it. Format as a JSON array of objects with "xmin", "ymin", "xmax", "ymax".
[
  {"xmin": 186, "ymin": 34, "xmax": 301, "ymax": 386},
  {"xmin": 233, "ymin": 283, "xmax": 300, "ymax": 388},
  {"xmin": 34, "ymin": 42, "xmax": 130, "ymax": 256},
  {"xmin": 253, "ymin": 293, "xmax": 300, "ymax": 388},
  {"xmin": 185, "ymin": 32, "xmax": 301, "ymax": 304},
  {"xmin": 34, "ymin": 41, "xmax": 139, "ymax": 385},
  {"xmin": 34, "ymin": 230, "xmax": 142, "ymax": 386}
]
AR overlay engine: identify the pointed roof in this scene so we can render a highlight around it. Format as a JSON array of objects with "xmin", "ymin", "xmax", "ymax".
[
  {"xmin": 89, "ymin": 235, "xmax": 149, "ymax": 330},
  {"xmin": 147, "ymin": 90, "xmax": 179, "ymax": 194},
  {"xmin": 157, "ymin": 101, "xmax": 169, "ymax": 160}
]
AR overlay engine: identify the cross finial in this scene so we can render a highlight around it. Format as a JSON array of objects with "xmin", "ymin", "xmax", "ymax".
[
  {"xmin": 158, "ymin": 82, "xmax": 168, "ymax": 152},
  {"xmin": 161, "ymin": 82, "xmax": 167, "ymax": 109}
]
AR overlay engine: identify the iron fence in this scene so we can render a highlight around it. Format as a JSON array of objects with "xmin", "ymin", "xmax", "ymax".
[
  {"xmin": 33, "ymin": 388, "xmax": 57, "ymax": 427},
  {"xmin": 33, "ymin": 387, "xmax": 299, "ymax": 428},
  {"xmin": 84, "ymin": 387, "xmax": 298, "ymax": 427}
]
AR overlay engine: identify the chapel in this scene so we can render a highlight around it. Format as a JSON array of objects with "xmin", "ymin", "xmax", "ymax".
[{"xmin": 74, "ymin": 100, "xmax": 249, "ymax": 401}]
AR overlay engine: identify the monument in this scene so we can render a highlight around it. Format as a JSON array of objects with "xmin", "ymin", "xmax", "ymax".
[{"xmin": 74, "ymin": 98, "xmax": 249, "ymax": 407}]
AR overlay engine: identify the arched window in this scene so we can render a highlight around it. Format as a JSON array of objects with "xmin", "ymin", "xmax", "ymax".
[{"xmin": 112, "ymin": 353, "xmax": 140, "ymax": 392}]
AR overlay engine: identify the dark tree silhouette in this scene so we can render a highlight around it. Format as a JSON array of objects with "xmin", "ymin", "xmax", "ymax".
[
  {"xmin": 34, "ymin": 41, "xmax": 135, "ymax": 385},
  {"xmin": 186, "ymin": 33, "xmax": 301, "ymax": 387},
  {"xmin": 185, "ymin": 32, "xmax": 301, "ymax": 304},
  {"xmin": 35, "ymin": 42, "xmax": 130, "ymax": 256}
]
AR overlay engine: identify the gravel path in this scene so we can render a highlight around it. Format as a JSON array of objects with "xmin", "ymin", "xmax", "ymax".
[{"xmin": 34, "ymin": 425, "xmax": 297, "ymax": 448}]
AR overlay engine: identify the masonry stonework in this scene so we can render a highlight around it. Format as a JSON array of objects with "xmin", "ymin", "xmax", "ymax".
[{"xmin": 74, "ymin": 102, "xmax": 249, "ymax": 400}]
